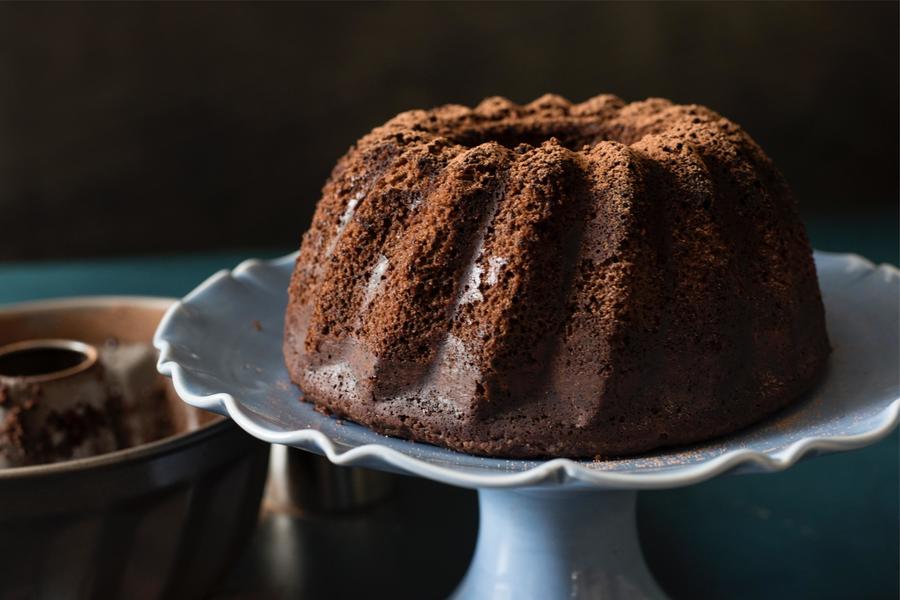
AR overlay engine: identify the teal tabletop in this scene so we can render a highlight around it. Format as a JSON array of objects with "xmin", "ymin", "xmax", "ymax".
[{"xmin": 0, "ymin": 223, "xmax": 897, "ymax": 600}]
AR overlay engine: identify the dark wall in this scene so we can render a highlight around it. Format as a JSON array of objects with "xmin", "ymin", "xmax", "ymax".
[{"xmin": 0, "ymin": 2, "xmax": 896, "ymax": 261}]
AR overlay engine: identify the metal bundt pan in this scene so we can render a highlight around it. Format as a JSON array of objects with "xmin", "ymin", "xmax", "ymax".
[{"xmin": 0, "ymin": 297, "xmax": 270, "ymax": 599}]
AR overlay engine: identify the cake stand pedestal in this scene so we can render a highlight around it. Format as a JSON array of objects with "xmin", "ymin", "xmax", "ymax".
[
  {"xmin": 453, "ymin": 488, "xmax": 662, "ymax": 599},
  {"xmin": 155, "ymin": 250, "xmax": 899, "ymax": 600}
]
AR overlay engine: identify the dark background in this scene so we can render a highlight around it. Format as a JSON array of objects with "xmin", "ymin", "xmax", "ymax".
[{"xmin": 0, "ymin": 1, "xmax": 897, "ymax": 262}]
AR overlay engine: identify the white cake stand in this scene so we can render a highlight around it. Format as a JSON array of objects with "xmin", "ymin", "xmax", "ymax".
[{"xmin": 155, "ymin": 251, "xmax": 899, "ymax": 600}]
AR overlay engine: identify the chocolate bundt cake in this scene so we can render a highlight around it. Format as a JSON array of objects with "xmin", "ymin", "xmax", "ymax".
[{"xmin": 284, "ymin": 94, "xmax": 829, "ymax": 458}]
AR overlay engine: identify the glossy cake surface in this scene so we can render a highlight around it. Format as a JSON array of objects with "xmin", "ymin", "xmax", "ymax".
[{"xmin": 284, "ymin": 94, "xmax": 829, "ymax": 458}]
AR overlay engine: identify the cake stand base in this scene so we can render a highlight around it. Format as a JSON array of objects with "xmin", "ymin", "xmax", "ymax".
[{"xmin": 452, "ymin": 488, "xmax": 665, "ymax": 600}]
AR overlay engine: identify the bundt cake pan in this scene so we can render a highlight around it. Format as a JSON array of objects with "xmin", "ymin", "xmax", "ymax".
[{"xmin": 0, "ymin": 297, "xmax": 270, "ymax": 599}]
